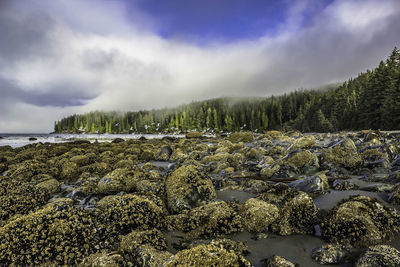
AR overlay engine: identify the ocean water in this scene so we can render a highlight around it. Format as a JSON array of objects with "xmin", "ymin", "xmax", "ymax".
[{"xmin": 0, "ymin": 133, "xmax": 186, "ymax": 148}]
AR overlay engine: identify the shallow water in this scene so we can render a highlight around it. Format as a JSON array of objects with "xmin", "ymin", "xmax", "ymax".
[
  {"xmin": 216, "ymin": 190, "xmax": 257, "ymax": 204},
  {"xmin": 0, "ymin": 133, "xmax": 185, "ymax": 148}
]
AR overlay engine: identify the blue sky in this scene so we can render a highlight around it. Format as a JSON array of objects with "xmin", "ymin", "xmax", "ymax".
[{"xmin": 0, "ymin": 0, "xmax": 399, "ymax": 132}]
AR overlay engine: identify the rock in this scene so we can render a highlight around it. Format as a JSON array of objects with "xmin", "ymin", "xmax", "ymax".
[
  {"xmin": 133, "ymin": 245, "xmax": 173, "ymax": 267},
  {"xmin": 111, "ymin": 138, "xmax": 124, "ymax": 143},
  {"xmin": 286, "ymin": 150, "xmax": 313, "ymax": 169},
  {"xmin": 97, "ymin": 194, "xmax": 164, "ymax": 234},
  {"xmin": 239, "ymin": 198, "xmax": 279, "ymax": 233},
  {"xmin": 288, "ymin": 172, "xmax": 328, "ymax": 196},
  {"xmin": 210, "ymin": 239, "xmax": 249, "ymax": 256},
  {"xmin": 185, "ymin": 201, "xmax": 242, "ymax": 238},
  {"xmin": 385, "ymin": 171, "xmax": 400, "ymax": 184},
  {"xmin": 164, "ymin": 244, "xmax": 251, "ymax": 266},
  {"xmin": 332, "ymin": 179, "xmax": 359, "ymax": 190},
  {"xmin": 293, "ymin": 135, "xmax": 316, "ymax": 149},
  {"xmin": 229, "ymin": 132, "xmax": 254, "ymax": 143},
  {"xmin": 388, "ymin": 183, "xmax": 400, "ymax": 204},
  {"xmin": 258, "ymin": 183, "xmax": 317, "ymax": 235},
  {"xmin": 156, "ymin": 145, "xmax": 173, "ymax": 161},
  {"xmin": 120, "ymin": 229, "xmax": 167, "ymax": 253},
  {"xmin": 186, "ymin": 132, "xmax": 203, "ymax": 139},
  {"xmin": 0, "ymin": 177, "xmax": 49, "ymax": 221},
  {"xmin": 321, "ymin": 195, "xmax": 400, "ymax": 247},
  {"xmin": 70, "ymin": 153, "xmax": 97, "ymax": 167},
  {"xmin": 140, "ymin": 150, "xmax": 155, "ymax": 161},
  {"xmin": 36, "ymin": 178, "xmax": 61, "ymax": 194},
  {"xmin": 311, "ymin": 244, "xmax": 349, "ymax": 264},
  {"xmin": 165, "ymin": 165, "xmax": 216, "ymax": 214},
  {"xmin": 360, "ymin": 184, "xmax": 393, "ymax": 193},
  {"xmin": 0, "ymin": 205, "xmax": 112, "ymax": 266},
  {"xmin": 61, "ymin": 161, "xmax": 80, "ymax": 182},
  {"xmin": 264, "ymin": 131, "xmax": 283, "ymax": 139},
  {"xmin": 262, "ymin": 255, "xmax": 296, "ymax": 267},
  {"xmin": 97, "ymin": 168, "xmax": 139, "ymax": 194},
  {"xmin": 325, "ymin": 138, "xmax": 362, "ymax": 169},
  {"xmin": 355, "ymin": 245, "xmax": 400, "ymax": 267},
  {"xmin": 79, "ymin": 252, "xmax": 125, "ymax": 267},
  {"xmin": 29, "ymin": 137, "xmax": 37, "ymax": 141}
]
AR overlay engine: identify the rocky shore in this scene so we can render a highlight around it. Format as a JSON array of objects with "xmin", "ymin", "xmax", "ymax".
[{"xmin": 0, "ymin": 130, "xmax": 400, "ymax": 266}]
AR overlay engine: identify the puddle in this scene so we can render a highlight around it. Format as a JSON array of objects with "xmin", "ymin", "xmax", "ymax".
[{"xmin": 216, "ymin": 190, "xmax": 257, "ymax": 204}]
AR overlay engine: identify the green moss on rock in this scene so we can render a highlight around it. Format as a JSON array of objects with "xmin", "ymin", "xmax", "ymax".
[
  {"xmin": 229, "ymin": 132, "xmax": 254, "ymax": 143},
  {"xmin": 356, "ymin": 245, "xmax": 400, "ymax": 267},
  {"xmin": 325, "ymin": 138, "xmax": 362, "ymax": 168},
  {"xmin": 97, "ymin": 168, "xmax": 140, "ymax": 194},
  {"xmin": 286, "ymin": 150, "xmax": 313, "ymax": 168},
  {"xmin": 36, "ymin": 178, "xmax": 60, "ymax": 194}
]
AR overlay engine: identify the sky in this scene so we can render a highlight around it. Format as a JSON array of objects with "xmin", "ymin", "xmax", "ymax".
[{"xmin": 0, "ymin": 0, "xmax": 399, "ymax": 133}]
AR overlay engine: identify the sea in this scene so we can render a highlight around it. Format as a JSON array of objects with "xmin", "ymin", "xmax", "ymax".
[{"xmin": 0, "ymin": 133, "xmax": 186, "ymax": 148}]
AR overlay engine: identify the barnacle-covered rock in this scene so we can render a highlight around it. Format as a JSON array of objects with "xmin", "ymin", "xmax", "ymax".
[
  {"xmin": 286, "ymin": 150, "xmax": 313, "ymax": 169},
  {"xmin": 97, "ymin": 168, "xmax": 139, "ymax": 194},
  {"xmin": 293, "ymin": 135, "xmax": 316, "ymax": 149},
  {"xmin": 0, "ymin": 205, "xmax": 110, "ymax": 266},
  {"xmin": 229, "ymin": 132, "xmax": 254, "ymax": 143},
  {"xmin": 120, "ymin": 229, "xmax": 167, "ymax": 253},
  {"xmin": 0, "ymin": 177, "xmax": 49, "ymax": 221},
  {"xmin": 70, "ymin": 152, "xmax": 97, "ymax": 167},
  {"xmin": 325, "ymin": 138, "xmax": 362, "ymax": 168},
  {"xmin": 7, "ymin": 160, "xmax": 49, "ymax": 182},
  {"xmin": 165, "ymin": 243, "xmax": 251, "ymax": 267},
  {"xmin": 185, "ymin": 201, "xmax": 242, "ymax": 238},
  {"xmin": 311, "ymin": 244, "xmax": 349, "ymax": 264},
  {"xmin": 36, "ymin": 178, "xmax": 60, "ymax": 194},
  {"xmin": 239, "ymin": 198, "xmax": 279, "ymax": 233},
  {"xmin": 288, "ymin": 172, "xmax": 328, "ymax": 196},
  {"xmin": 79, "ymin": 251, "xmax": 125, "ymax": 267},
  {"xmin": 165, "ymin": 165, "xmax": 216, "ymax": 214},
  {"xmin": 133, "ymin": 245, "xmax": 173, "ymax": 267},
  {"xmin": 61, "ymin": 161, "xmax": 80, "ymax": 182},
  {"xmin": 186, "ymin": 132, "xmax": 203, "ymax": 139},
  {"xmin": 96, "ymin": 194, "xmax": 163, "ymax": 234},
  {"xmin": 321, "ymin": 195, "xmax": 400, "ymax": 247},
  {"xmin": 210, "ymin": 239, "xmax": 249, "ymax": 256},
  {"xmin": 355, "ymin": 245, "xmax": 400, "ymax": 267},
  {"xmin": 263, "ymin": 255, "xmax": 295, "ymax": 267},
  {"xmin": 388, "ymin": 183, "xmax": 400, "ymax": 204},
  {"xmin": 258, "ymin": 183, "xmax": 317, "ymax": 235}
]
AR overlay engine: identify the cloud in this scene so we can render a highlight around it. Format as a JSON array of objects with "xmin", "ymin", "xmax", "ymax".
[{"xmin": 0, "ymin": 0, "xmax": 399, "ymax": 133}]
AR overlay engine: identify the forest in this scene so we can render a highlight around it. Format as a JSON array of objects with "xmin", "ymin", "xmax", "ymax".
[{"xmin": 54, "ymin": 47, "xmax": 400, "ymax": 133}]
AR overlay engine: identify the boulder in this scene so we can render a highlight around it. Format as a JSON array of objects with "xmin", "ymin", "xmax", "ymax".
[
  {"xmin": 97, "ymin": 168, "xmax": 139, "ymax": 194},
  {"xmin": 79, "ymin": 252, "xmax": 125, "ymax": 267},
  {"xmin": 288, "ymin": 172, "xmax": 328, "ymax": 196},
  {"xmin": 36, "ymin": 178, "xmax": 60, "ymax": 194},
  {"xmin": 164, "ymin": 244, "xmax": 251, "ymax": 267},
  {"xmin": 229, "ymin": 132, "xmax": 254, "ymax": 143},
  {"xmin": 185, "ymin": 132, "xmax": 203, "ymax": 139},
  {"xmin": 258, "ymin": 183, "xmax": 317, "ymax": 235},
  {"xmin": 239, "ymin": 198, "xmax": 279, "ymax": 233},
  {"xmin": 325, "ymin": 138, "xmax": 362, "ymax": 169},
  {"xmin": 311, "ymin": 244, "xmax": 349, "ymax": 264},
  {"xmin": 356, "ymin": 245, "xmax": 400, "ymax": 267},
  {"xmin": 185, "ymin": 201, "xmax": 242, "ymax": 238},
  {"xmin": 263, "ymin": 255, "xmax": 296, "ymax": 267},
  {"xmin": 165, "ymin": 165, "xmax": 216, "ymax": 214},
  {"xmin": 286, "ymin": 150, "xmax": 313, "ymax": 169},
  {"xmin": 321, "ymin": 195, "xmax": 400, "ymax": 247}
]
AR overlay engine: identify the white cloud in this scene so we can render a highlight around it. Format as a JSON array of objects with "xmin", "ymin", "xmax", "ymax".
[{"xmin": 0, "ymin": 0, "xmax": 399, "ymax": 133}]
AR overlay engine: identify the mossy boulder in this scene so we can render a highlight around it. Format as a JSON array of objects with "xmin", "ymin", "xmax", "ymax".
[
  {"xmin": 79, "ymin": 251, "xmax": 125, "ymax": 267},
  {"xmin": 97, "ymin": 168, "xmax": 139, "ymax": 194},
  {"xmin": 165, "ymin": 243, "xmax": 251, "ymax": 267},
  {"xmin": 140, "ymin": 150, "xmax": 155, "ymax": 161},
  {"xmin": 229, "ymin": 132, "xmax": 254, "ymax": 143},
  {"xmin": 239, "ymin": 198, "xmax": 279, "ymax": 233},
  {"xmin": 186, "ymin": 132, "xmax": 203, "ymax": 139},
  {"xmin": 0, "ymin": 177, "xmax": 49, "ymax": 221},
  {"xmin": 286, "ymin": 150, "xmax": 313, "ymax": 169},
  {"xmin": 258, "ymin": 183, "xmax": 317, "ymax": 235},
  {"xmin": 185, "ymin": 201, "xmax": 243, "ymax": 238},
  {"xmin": 165, "ymin": 165, "xmax": 216, "ymax": 214},
  {"xmin": 0, "ymin": 205, "xmax": 110, "ymax": 266},
  {"xmin": 7, "ymin": 160, "xmax": 48, "ymax": 182},
  {"xmin": 325, "ymin": 138, "xmax": 362, "ymax": 169},
  {"xmin": 36, "ymin": 178, "xmax": 60, "ymax": 194},
  {"xmin": 97, "ymin": 194, "xmax": 164, "ymax": 234},
  {"xmin": 321, "ymin": 195, "xmax": 400, "ymax": 247},
  {"xmin": 264, "ymin": 130, "xmax": 283, "ymax": 139},
  {"xmin": 70, "ymin": 153, "xmax": 97, "ymax": 167},
  {"xmin": 356, "ymin": 245, "xmax": 400, "ymax": 267},
  {"xmin": 61, "ymin": 161, "xmax": 80, "ymax": 182}
]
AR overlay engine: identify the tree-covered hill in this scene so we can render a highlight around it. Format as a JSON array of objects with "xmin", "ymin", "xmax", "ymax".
[{"xmin": 54, "ymin": 47, "xmax": 400, "ymax": 133}]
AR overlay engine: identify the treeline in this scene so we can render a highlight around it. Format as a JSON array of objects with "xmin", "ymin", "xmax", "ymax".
[{"xmin": 54, "ymin": 47, "xmax": 400, "ymax": 133}]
